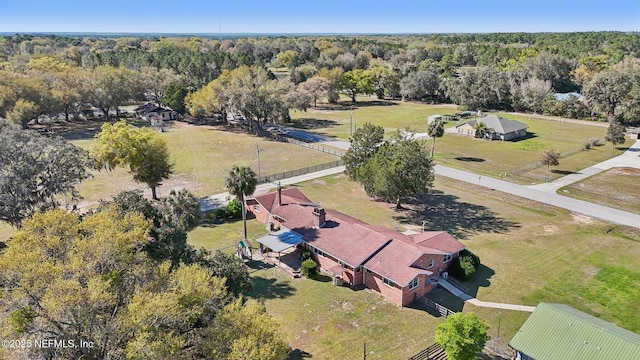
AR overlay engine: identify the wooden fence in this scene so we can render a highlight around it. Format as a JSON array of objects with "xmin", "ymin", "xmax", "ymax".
[
  {"xmin": 423, "ymin": 298, "xmax": 456, "ymax": 318},
  {"xmin": 407, "ymin": 343, "xmax": 447, "ymax": 360}
]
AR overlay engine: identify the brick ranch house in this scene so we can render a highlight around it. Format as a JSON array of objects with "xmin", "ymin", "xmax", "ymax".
[{"xmin": 247, "ymin": 187, "xmax": 465, "ymax": 307}]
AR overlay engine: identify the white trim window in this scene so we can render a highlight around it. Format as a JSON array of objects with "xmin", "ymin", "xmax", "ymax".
[
  {"xmin": 383, "ymin": 277, "xmax": 394, "ymax": 287},
  {"xmin": 409, "ymin": 277, "xmax": 419, "ymax": 290},
  {"xmin": 428, "ymin": 259, "xmax": 434, "ymax": 268},
  {"xmin": 253, "ymin": 205, "xmax": 260, "ymax": 212},
  {"xmin": 444, "ymin": 254, "xmax": 452, "ymax": 263}
]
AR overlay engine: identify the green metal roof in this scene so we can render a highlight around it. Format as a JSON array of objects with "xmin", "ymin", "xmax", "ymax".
[{"xmin": 509, "ymin": 303, "xmax": 640, "ymax": 360}]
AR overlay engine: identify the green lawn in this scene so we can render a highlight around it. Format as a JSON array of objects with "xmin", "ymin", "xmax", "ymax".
[
  {"xmin": 290, "ymin": 99, "xmax": 626, "ymax": 185},
  {"xmin": 187, "ymin": 218, "xmax": 268, "ymax": 253},
  {"xmin": 247, "ymin": 265, "xmax": 443, "ymax": 360},
  {"xmin": 207, "ymin": 174, "xmax": 640, "ymax": 359},
  {"xmin": 72, "ymin": 122, "xmax": 338, "ymax": 204},
  {"xmin": 559, "ymin": 167, "xmax": 640, "ymax": 215},
  {"xmin": 290, "ymin": 97, "xmax": 458, "ymax": 140}
]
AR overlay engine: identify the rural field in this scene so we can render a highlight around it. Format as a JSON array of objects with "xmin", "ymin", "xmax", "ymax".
[
  {"xmin": 69, "ymin": 121, "xmax": 339, "ymax": 204},
  {"xmin": 187, "ymin": 173, "xmax": 640, "ymax": 359},
  {"xmin": 290, "ymin": 99, "xmax": 629, "ymax": 184},
  {"xmin": 559, "ymin": 167, "xmax": 640, "ymax": 215}
]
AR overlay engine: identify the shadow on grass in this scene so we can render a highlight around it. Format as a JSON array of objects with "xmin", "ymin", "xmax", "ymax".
[
  {"xmin": 311, "ymin": 273, "xmax": 332, "ymax": 282},
  {"xmin": 247, "ymin": 275, "xmax": 296, "ymax": 300},
  {"xmin": 246, "ymin": 259, "xmax": 275, "ymax": 273},
  {"xmin": 454, "ymin": 264, "xmax": 496, "ymax": 298},
  {"xmin": 425, "ymin": 287, "xmax": 466, "ymax": 313},
  {"xmin": 551, "ymin": 169, "xmax": 577, "ymax": 175},
  {"xmin": 455, "ymin": 157, "xmax": 486, "ymax": 162},
  {"xmin": 287, "ymin": 118, "xmax": 339, "ymax": 130},
  {"xmin": 288, "ymin": 349, "xmax": 313, "ymax": 359},
  {"xmin": 394, "ymin": 191, "xmax": 521, "ymax": 240},
  {"xmin": 507, "ymin": 132, "xmax": 538, "ymax": 142}
]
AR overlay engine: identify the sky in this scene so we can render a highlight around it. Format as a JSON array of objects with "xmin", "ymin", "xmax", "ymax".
[{"xmin": 1, "ymin": 0, "xmax": 639, "ymax": 34}]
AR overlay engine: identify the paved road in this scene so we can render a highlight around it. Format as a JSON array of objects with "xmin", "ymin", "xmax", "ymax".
[
  {"xmin": 199, "ymin": 166, "xmax": 346, "ymax": 211},
  {"xmin": 435, "ymin": 165, "xmax": 640, "ymax": 229},
  {"xmin": 201, "ymin": 127, "xmax": 640, "ymax": 229}
]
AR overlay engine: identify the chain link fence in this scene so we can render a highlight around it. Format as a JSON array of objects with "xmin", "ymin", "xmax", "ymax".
[{"xmin": 257, "ymin": 160, "xmax": 344, "ymax": 184}]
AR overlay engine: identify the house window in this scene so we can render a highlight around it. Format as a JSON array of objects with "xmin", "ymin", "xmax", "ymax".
[
  {"xmin": 355, "ymin": 267, "xmax": 361, "ymax": 273},
  {"xmin": 457, "ymin": 128, "xmax": 463, "ymax": 133},
  {"xmin": 409, "ymin": 277, "xmax": 419, "ymax": 290},
  {"xmin": 339, "ymin": 260, "xmax": 348, "ymax": 269},
  {"xmin": 428, "ymin": 259, "xmax": 434, "ymax": 269},
  {"xmin": 444, "ymin": 254, "xmax": 452, "ymax": 263},
  {"xmin": 365, "ymin": 268, "xmax": 371, "ymax": 274},
  {"xmin": 383, "ymin": 278, "xmax": 394, "ymax": 287},
  {"xmin": 467, "ymin": 129, "xmax": 473, "ymax": 135},
  {"xmin": 313, "ymin": 248, "xmax": 326, "ymax": 257},
  {"xmin": 253, "ymin": 205, "xmax": 260, "ymax": 212}
]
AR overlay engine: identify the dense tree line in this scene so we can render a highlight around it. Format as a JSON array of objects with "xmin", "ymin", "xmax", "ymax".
[
  {"xmin": 0, "ymin": 119, "xmax": 288, "ymax": 359},
  {"xmin": 1, "ymin": 32, "xmax": 640, "ymax": 128}
]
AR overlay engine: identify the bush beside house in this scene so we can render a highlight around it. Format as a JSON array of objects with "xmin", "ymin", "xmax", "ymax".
[{"xmin": 449, "ymin": 249, "xmax": 481, "ymax": 281}]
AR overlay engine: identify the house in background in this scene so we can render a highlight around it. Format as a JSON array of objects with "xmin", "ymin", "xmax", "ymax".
[
  {"xmin": 427, "ymin": 114, "xmax": 442, "ymax": 125},
  {"xmin": 247, "ymin": 187, "xmax": 465, "ymax": 307},
  {"xmin": 134, "ymin": 103, "xmax": 176, "ymax": 126},
  {"xmin": 454, "ymin": 115, "xmax": 528, "ymax": 141},
  {"xmin": 509, "ymin": 302, "xmax": 640, "ymax": 360}
]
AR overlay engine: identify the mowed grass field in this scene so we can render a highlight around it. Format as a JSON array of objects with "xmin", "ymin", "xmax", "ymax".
[
  {"xmin": 290, "ymin": 99, "xmax": 628, "ymax": 184},
  {"xmin": 560, "ymin": 167, "xmax": 640, "ymax": 215},
  {"xmin": 71, "ymin": 122, "xmax": 338, "ymax": 204},
  {"xmin": 187, "ymin": 173, "xmax": 640, "ymax": 359},
  {"xmin": 290, "ymin": 97, "xmax": 458, "ymax": 140}
]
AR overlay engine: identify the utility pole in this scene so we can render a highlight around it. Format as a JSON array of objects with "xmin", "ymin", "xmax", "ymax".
[
  {"xmin": 497, "ymin": 311, "xmax": 502, "ymax": 345},
  {"xmin": 350, "ymin": 105, "xmax": 354, "ymax": 136},
  {"xmin": 256, "ymin": 143, "xmax": 261, "ymax": 180}
]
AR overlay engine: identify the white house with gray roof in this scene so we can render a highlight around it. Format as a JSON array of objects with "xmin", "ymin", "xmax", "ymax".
[{"xmin": 454, "ymin": 115, "xmax": 528, "ymax": 141}]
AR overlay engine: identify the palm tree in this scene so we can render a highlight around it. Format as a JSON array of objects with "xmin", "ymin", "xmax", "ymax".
[
  {"xmin": 473, "ymin": 121, "xmax": 488, "ymax": 139},
  {"xmin": 427, "ymin": 119, "xmax": 445, "ymax": 158},
  {"xmin": 225, "ymin": 165, "xmax": 258, "ymax": 241}
]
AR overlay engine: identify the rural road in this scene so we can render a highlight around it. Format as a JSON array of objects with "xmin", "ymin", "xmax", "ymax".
[
  {"xmin": 201, "ymin": 126, "xmax": 640, "ymax": 229},
  {"xmin": 434, "ymin": 165, "xmax": 640, "ymax": 229}
]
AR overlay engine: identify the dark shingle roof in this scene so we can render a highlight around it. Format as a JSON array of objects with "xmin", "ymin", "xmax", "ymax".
[{"xmin": 461, "ymin": 115, "xmax": 528, "ymax": 135}]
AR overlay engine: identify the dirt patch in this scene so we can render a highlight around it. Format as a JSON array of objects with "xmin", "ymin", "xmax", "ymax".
[
  {"xmin": 534, "ymin": 224, "xmax": 559, "ymax": 236},
  {"xmin": 610, "ymin": 167, "xmax": 640, "ymax": 175},
  {"xmin": 571, "ymin": 213, "xmax": 596, "ymax": 224},
  {"xmin": 581, "ymin": 265, "xmax": 600, "ymax": 277},
  {"xmin": 312, "ymin": 179, "xmax": 326, "ymax": 186}
]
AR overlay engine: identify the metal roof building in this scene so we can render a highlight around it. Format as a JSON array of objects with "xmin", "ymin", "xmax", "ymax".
[{"xmin": 509, "ymin": 303, "xmax": 640, "ymax": 360}]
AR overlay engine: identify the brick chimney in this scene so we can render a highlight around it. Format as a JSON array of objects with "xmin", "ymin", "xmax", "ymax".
[
  {"xmin": 277, "ymin": 183, "xmax": 282, "ymax": 206},
  {"xmin": 313, "ymin": 207, "xmax": 326, "ymax": 228}
]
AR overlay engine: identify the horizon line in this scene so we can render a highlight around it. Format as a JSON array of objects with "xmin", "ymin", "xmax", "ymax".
[{"xmin": 1, "ymin": 30, "xmax": 638, "ymax": 37}]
